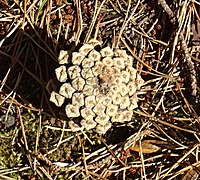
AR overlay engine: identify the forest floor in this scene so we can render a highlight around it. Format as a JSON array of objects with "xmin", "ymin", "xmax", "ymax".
[{"xmin": 0, "ymin": 0, "xmax": 200, "ymax": 179}]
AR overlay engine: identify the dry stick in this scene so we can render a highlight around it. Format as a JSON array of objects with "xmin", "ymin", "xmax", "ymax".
[
  {"xmin": 84, "ymin": 0, "xmax": 107, "ymax": 43},
  {"xmin": 179, "ymin": 33, "xmax": 197, "ymax": 97},
  {"xmin": 124, "ymin": 122, "xmax": 151, "ymax": 150},
  {"xmin": 136, "ymin": 109, "xmax": 196, "ymax": 148},
  {"xmin": 176, "ymin": 81, "xmax": 200, "ymax": 123},
  {"xmin": 168, "ymin": 161, "xmax": 200, "ymax": 180},
  {"xmin": 158, "ymin": 0, "xmax": 176, "ymax": 24},
  {"xmin": 6, "ymin": 91, "xmax": 16, "ymax": 123},
  {"xmin": 0, "ymin": 166, "xmax": 31, "ymax": 176},
  {"xmin": 77, "ymin": 134, "xmax": 89, "ymax": 177},
  {"xmin": 161, "ymin": 143, "xmax": 199, "ymax": 179},
  {"xmin": 152, "ymin": 79, "xmax": 170, "ymax": 116},
  {"xmin": 192, "ymin": 3, "xmax": 200, "ymax": 20},
  {"xmin": 56, "ymin": 121, "xmax": 66, "ymax": 148},
  {"xmin": 0, "ymin": 68, "xmax": 11, "ymax": 92},
  {"xmin": 0, "ymin": 72, "xmax": 22, "ymax": 106},
  {"xmin": 117, "ymin": 0, "xmax": 141, "ymax": 47},
  {"xmin": 17, "ymin": 106, "xmax": 35, "ymax": 172},
  {"xmin": 53, "ymin": 143, "xmax": 117, "ymax": 172},
  {"xmin": 121, "ymin": 37, "xmax": 170, "ymax": 78},
  {"xmin": 158, "ymin": 0, "xmax": 198, "ymax": 102},
  {"xmin": 87, "ymin": 170, "xmax": 108, "ymax": 180},
  {"xmin": 139, "ymin": 140, "xmax": 147, "ymax": 180},
  {"xmin": 34, "ymin": 112, "xmax": 42, "ymax": 172},
  {"xmin": 57, "ymin": 7, "xmax": 63, "ymax": 42},
  {"xmin": 66, "ymin": 127, "xmax": 149, "ymax": 176},
  {"xmin": 151, "ymin": 121, "xmax": 190, "ymax": 149},
  {"xmin": 0, "ymin": 18, "xmax": 23, "ymax": 47},
  {"xmin": 0, "ymin": 175, "xmax": 16, "ymax": 180},
  {"xmin": 18, "ymin": 107, "xmax": 29, "ymax": 151},
  {"xmin": 75, "ymin": 0, "xmax": 83, "ymax": 45},
  {"xmin": 96, "ymin": 136, "xmax": 126, "ymax": 167},
  {"xmin": 151, "ymin": 111, "xmax": 199, "ymax": 134},
  {"xmin": 0, "ymin": 92, "xmax": 40, "ymax": 112},
  {"xmin": 117, "ymin": 0, "xmax": 132, "ymax": 46},
  {"xmin": 37, "ymin": 165, "xmax": 53, "ymax": 180}
]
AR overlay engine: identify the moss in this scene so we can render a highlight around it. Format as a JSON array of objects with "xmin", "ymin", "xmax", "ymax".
[{"xmin": 0, "ymin": 128, "xmax": 22, "ymax": 169}]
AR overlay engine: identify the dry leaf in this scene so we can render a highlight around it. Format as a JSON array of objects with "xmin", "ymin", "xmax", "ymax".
[{"xmin": 129, "ymin": 140, "xmax": 167, "ymax": 154}]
